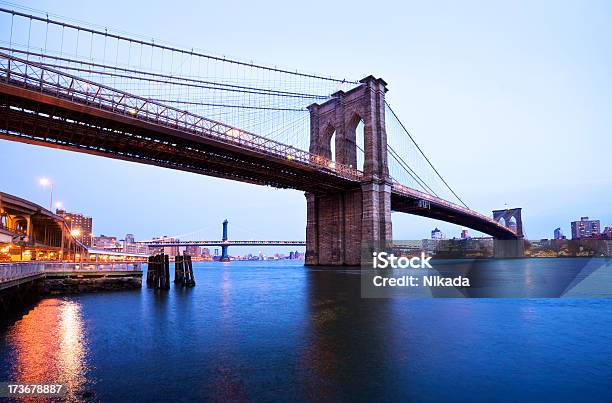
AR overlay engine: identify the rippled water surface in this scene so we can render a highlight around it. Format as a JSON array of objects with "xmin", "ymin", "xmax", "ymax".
[{"xmin": 1, "ymin": 260, "xmax": 611, "ymax": 402}]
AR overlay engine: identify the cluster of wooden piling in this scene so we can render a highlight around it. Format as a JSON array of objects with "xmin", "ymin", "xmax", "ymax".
[
  {"xmin": 174, "ymin": 254, "xmax": 195, "ymax": 287},
  {"xmin": 146, "ymin": 253, "xmax": 196, "ymax": 289},
  {"xmin": 146, "ymin": 253, "xmax": 170, "ymax": 289}
]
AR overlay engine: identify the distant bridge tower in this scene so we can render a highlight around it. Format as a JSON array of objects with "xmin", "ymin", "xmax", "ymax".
[
  {"xmin": 492, "ymin": 208, "xmax": 524, "ymax": 238},
  {"xmin": 492, "ymin": 208, "xmax": 524, "ymax": 257},
  {"xmin": 305, "ymin": 76, "xmax": 392, "ymax": 265},
  {"xmin": 220, "ymin": 219, "xmax": 230, "ymax": 262}
]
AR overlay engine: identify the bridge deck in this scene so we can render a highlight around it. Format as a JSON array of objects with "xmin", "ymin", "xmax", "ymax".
[
  {"xmin": 0, "ymin": 53, "xmax": 361, "ymax": 193},
  {"xmin": 0, "ymin": 53, "xmax": 516, "ymax": 240},
  {"xmin": 144, "ymin": 240, "xmax": 306, "ymax": 247}
]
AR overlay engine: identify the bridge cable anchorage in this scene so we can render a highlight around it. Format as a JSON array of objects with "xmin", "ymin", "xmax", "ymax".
[{"xmin": 385, "ymin": 101, "xmax": 469, "ymax": 209}]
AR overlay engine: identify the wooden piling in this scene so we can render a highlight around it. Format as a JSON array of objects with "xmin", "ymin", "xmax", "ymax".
[
  {"xmin": 163, "ymin": 254, "xmax": 170, "ymax": 289},
  {"xmin": 148, "ymin": 252, "xmax": 194, "ymax": 289},
  {"xmin": 147, "ymin": 253, "xmax": 171, "ymax": 289},
  {"xmin": 174, "ymin": 255, "xmax": 184, "ymax": 284},
  {"xmin": 146, "ymin": 255, "xmax": 155, "ymax": 287},
  {"xmin": 159, "ymin": 254, "xmax": 164, "ymax": 289},
  {"xmin": 185, "ymin": 254, "xmax": 195, "ymax": 287}
]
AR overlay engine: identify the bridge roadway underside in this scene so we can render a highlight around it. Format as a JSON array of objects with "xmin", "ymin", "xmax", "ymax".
[
  {"xmin": 0, "ymin": 84, "xmax": 357, "ymax": 194},
  {"xmin": 391, "ymin": 194, "xmax": 517, "ymax": 240},
  {"xmin": 0, "ymin": 84, "xmax": 517, "ymax": 243}
]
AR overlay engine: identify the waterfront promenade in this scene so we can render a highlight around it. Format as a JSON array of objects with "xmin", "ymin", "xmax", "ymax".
[
  {"xmin": 0, "ymin": 262, "xmax": 143, "ymax": 289},
  {"xmin": 0, "ymin": 261, "xmax": 143, "ymax": 312}
]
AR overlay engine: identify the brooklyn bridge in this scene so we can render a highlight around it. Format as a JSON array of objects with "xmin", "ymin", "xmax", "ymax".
[{"xmin": 0, "ymin": 8, "xmax": 522, "ymax": 265}]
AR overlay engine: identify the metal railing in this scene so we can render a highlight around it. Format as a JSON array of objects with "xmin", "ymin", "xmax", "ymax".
[
  {"xmin": 0, "ymin": 261, "xmax": 142, "ymax": 284},
  {"xmin": 43, "ymin": 262, "xmax": 142, "ymax": 272},
  {"xmin": 391, "ymin": 181, "xmax": 517, "ymax": 235},
  {"xmin": 0, "ymin": 52, "xmax": 362, "ymax": 181},
  {"xmin": 0, "ymin": 262, "xmax": 45, "ymax": 283}
]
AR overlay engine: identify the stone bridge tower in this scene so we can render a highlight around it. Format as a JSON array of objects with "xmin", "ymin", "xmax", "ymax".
[
  {"xmin": 492, "ymin": 208, "xmax": 525, "ymax": 257},
  {"xmin": 492, "ymin": 208, "xmax": 524, "ymax": 238},
  {"xmin": 305, "ymin": 76, "xmax": 392, "ymax": 266}
]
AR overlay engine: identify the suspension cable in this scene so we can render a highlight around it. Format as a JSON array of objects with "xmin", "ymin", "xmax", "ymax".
[
  {"xmin": 0, "ymin": 6, "xmax": 358, "ymax": 84},
  {"xmin": 387, "ymin": 145, "xmax": 439, "ymax": 196},
  {"xmin": 385, "ymin": 101, "xmax": 468, "ymax": 208},
  {"xmin": 0, "ymin": 47, "xmax": 331, "ymax": 99},
  {"xmin": 146, "ymin": 99, "xmax": 306, "ymax": 112}
]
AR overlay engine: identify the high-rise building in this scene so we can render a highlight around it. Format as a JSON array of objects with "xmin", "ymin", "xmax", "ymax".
[
  {"xmin": 602, "ymin": 227, "xmax": 612, "ymax": 240},
  {"xmin": 121, "ymin": 234, "xmax": 148, "ymax": 254},
  {"xmin": 571, "ymin": 217, "xmax": 600, "ymax": 239},
  {"xmin": 431, "ymin": 228, "xmax": 445, "ymax": 240},
  {"xmin": 460, "ymin": 229, "xmax": 469, "ymax": 239},
  {"xmin": 153, "ymin": 236, "xmax": 179, "ymax": 257},
  {"xmin": 554, "ymin": 227, "xmax": 566, "ymax": 240},
  {"xmin": 185, "ymin": 245, "xmax": 201, "ymax": 257},
  {"xmin": 56, "ymin": 209, "xmax": 93, "ymax": 246},
  {"xmin": 93, "ymin": 234, "xmax": 119, "ymax": 249}
]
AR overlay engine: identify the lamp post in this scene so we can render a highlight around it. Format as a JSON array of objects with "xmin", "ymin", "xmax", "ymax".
[{"xmin": 39, "ymin": 177, "xmax": 53, "ymax": 211}]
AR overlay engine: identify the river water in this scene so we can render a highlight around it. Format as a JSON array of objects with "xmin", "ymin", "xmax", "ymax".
[{"xmin": 1, "ymin": 260, "xmax": 611, "ymax": 402}]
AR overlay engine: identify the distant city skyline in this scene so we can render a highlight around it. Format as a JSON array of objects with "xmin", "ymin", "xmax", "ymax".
[{"xmin": 1, "ymin": 0, "xmax": 611, "ymax": 243}]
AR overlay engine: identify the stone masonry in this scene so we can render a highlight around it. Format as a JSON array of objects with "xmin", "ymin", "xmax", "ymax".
[{"xmin": 305, "ymin": 76, "xmax": 392, "ymax": 265}]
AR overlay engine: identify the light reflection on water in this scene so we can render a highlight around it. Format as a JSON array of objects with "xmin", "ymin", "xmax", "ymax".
[
  {"xmin": 0, "ymin": 260, "xmax": 610, "ymax": 401},
  {"xmin": 4, "ymin": 298, "xmax": 89, "ymax": 401}
]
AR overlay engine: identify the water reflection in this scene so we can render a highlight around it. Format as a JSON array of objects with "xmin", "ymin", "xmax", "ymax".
[
  {"xmin": 211, "ymin": 268, "xmax": 246, "ymax": 400},
  {"xmin": 5, "ymin": 298, "xmax": 89, "ymax": 401},
  {"xmin": 0, "ymin": 261, "xmax": 610, "ymax": 401},
  {"xmin": 300, "ymin": 268, "xmax": 394, "ymax": 401}
]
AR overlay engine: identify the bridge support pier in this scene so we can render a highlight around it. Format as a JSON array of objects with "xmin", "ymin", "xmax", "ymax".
[
  {"xmin": 305, "ymin": 180, "xmax": 392, "ymax": 266},
  {"xmin": 220, "ymin": 219, "xmax": 230, "ymax": 262},
  {"xmin": 220, "ymin": 245, "xmax": 229, "ymax": 261},
  {"xmin": 305, "ymin": 76, "xmax": 392, "ymax": 266},
  {"xmin": 493, "ymin": 240, "xmax": 525, "ymax": 258}
]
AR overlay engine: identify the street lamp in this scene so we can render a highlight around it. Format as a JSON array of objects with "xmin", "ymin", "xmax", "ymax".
[{"xmin": 38, "ymin": 177, "xmax": 53, "ymax": 211}]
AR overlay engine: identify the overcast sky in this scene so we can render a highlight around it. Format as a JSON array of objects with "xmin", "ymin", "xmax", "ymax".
[{"xmin": 1, "ymin": 0, "xmax": 611, "ymax": 246}]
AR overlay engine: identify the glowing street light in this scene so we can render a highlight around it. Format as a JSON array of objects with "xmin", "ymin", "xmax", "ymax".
[
  {"xmin": 38, "ymin": 177, "xmax": 53, "ymax": 211},
  {"xmin": 70, "ymin": 229, "xmax": 81, "ymax": 237}
]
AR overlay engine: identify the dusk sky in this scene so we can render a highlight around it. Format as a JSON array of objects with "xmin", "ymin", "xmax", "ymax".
[{"xmin": 1, "ymin": 0, "xmax": 611, "ymax": 245}]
